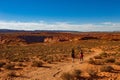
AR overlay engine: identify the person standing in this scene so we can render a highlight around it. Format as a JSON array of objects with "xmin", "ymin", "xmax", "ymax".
[
  {"xmin": 71, "ymin": 49, "xmax": 75, "ymax": 62},
  {"xmin": 79, "ymin": 50, "xmax": 84, "ymax": 62}
]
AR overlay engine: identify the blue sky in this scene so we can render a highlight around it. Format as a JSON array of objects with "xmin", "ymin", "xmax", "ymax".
[{"xmin": 0, "ymin": 0, "xmax": 120, "ymax": 31}]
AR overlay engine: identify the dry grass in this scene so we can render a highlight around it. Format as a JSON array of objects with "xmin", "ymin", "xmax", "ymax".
[
  {"xmin": 3, "ymin": 63, "xmax": 15, "ymax": 70},
  {"xmin": 0, "ymin": 62, "xmax": 6, "ymax": 67},
  {"xmin": 31, "ymin": 61, "xmax": 43, "ymax": 67},
  {"xmin": 104, "ymin": 58, "xmax": 115, "ymax": 63},
  {"xmin": 88, "ymin": 58, "xmax": 103, "ymax": 65},
  {"xmin": 99, "ymin": 52, "xmax": 108, "ymax": 57},
  {"xmin": 94, "ymin": 55, "xmax": 102, "ymax": 59},
  {"xmin": 88, "ymin": 58, "xmax": 95, "ymax": 64},
  {"xmin": 87, "ymin": 68, "xmax": 98, "ymax": 77},
  {"xmin": 115, "ymin": 61, "xmax": 120, "ymax": 65},
  {"xmin": 72, "ymin": 69, "xmax": 82, "ymax": 79},
  {"xmin": 7, "ymin": 71, "xmax": 18, "ymax": 77},
  {"xmin": 61, "ymin": 69, "xmax": 82, "ymax": 80},
  {"xmin": 0, "ymin": 37, "xmax": 120, "ymax": 80},
  {"xmin": 61, "ymin": 72, "xmax": 73, "ymax": 80},
  {"xmin": 100, "ymin": 65, "xmax": 114, "ymax": 72}
]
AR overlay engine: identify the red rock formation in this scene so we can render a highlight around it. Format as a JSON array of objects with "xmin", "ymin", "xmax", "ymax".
[{"xmin": 0, "ymin": 32, "xmax": 120, "ymax": 44}]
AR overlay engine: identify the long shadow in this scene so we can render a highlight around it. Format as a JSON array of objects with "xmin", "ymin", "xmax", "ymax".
[
  {"xmin": 112, "ymin": 69, "xmax": 120, "ymax": 73},
  {"xmin": 79, "ymin": 76, "xmax": 106, "ymax": 80},
  {"xmin": 81, "ymin": 36, "xmax": 99, "ymax": 40},
  {"xmin": 12, "ymin": 67, "xmax": 23, "ymax": 70},
  {"xmin": 42, "ymin": 66, "xmax": 51, "ymax": 68},
  {"xmin": 18, "ymin": 36, "xmax": 53, "ymax": 43},
  {"xmin": 19, "ymin": 75, "xmax": 31, "ymax": 79}
]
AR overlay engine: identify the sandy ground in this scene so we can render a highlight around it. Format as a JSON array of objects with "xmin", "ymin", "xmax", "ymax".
[{"xmin": 9, "ymin": 48, "xmax": 102, "ymax": 80}]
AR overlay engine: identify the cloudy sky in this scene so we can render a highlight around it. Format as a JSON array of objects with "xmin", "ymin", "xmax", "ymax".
[{"xmin": 0, "ymin": 0, "xmax": 120, "ymax": 31}]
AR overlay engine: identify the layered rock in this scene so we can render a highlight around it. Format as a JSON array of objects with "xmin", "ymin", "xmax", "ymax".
[{"xmin": 0, "ymin": 32, "xmax": 120, "ymax": 45}]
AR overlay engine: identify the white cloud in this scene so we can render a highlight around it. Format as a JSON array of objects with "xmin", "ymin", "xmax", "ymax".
[{"xmin": 0, "ymin": 21, "xmax": 120, "ymax": 31}]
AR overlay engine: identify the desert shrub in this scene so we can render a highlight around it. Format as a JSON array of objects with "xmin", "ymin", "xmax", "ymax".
[
  {"xmin": 100, "ymin": 65, "xmax": 114, "ymax": 72},
  {"xmin": 72, "ymin": 69, "xmax": 82, "ymax": 79},
  {"xmin": 46, "ymin": 58, "xmax": 53, "ymax": 63},
  {"xmin": 100, "ymin": 52, "xmax": 107, "ymax": 57},
  {"xmin": 7, "ymin": 71, "xmax": 18, "ymax": 77},
  {"xmin": 17, "ymin": 63, "xmax": 26, "ymax": 67},
  {"xmin": 104, "ymin": 58, "xmax": 115, "ymax": 63},
  {"xmin": 10, "ymin": 57, "xmax": 30, "ymax": 62},
  {"xmin": 32, "ymin": 61, "xmax": 43, "ymax": 67},
  {"xmin": 61, "ymin": 72, "xmax": 73, "ymax": 80},
  {"xmin": 4, "ymin": 64, "xmax": 15, "ymax": 70},
  {"xmin": 0, "ymin": 62, "xmax": 6, "ymax": 67},
  {"xmin": 88, "ymin": 58, "xmax": 95, "ymax": 64},
  {"xmin": 94, "ymin": 55, "xmax": 102, "ymax": 59},
  {"xmin": 115, "ymin": 61, "xmax": 120, "ymax": 65},
  {"xmin": 115, "ymin": 53, "xmax": 120, "ymax": 57},
  {"xmin": 88, "ymin": 58, "xmax": 103, "ymax": 65},
  {"xmin": 94, "ymin": 60, "xmax": 104, "ymax": 65},
  {"xmin": 53, "ymin": 56, "xmax": 61, "ymax": 62},
  {"xmin": 42, "ymin": 55, "xmax": 53, "ymax": 63},
  {"xmin": 0, "ymin": 68, "xmax": 2, "ymax": 72},
  {"xmin": 53, "ymin": 54, "xmax": 67, "ymax": 62},
  {"xmin": 87, "ymin": 69, "xmax": 98, "ymax": 77}
]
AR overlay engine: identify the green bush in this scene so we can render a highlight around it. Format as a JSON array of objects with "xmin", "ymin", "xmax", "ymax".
[
  {"xmin": 32, "ymin": 61, "xmax": 43, "ymax": 67},
  {"xmin": 100, "ymin": 65, "xmax": 114, "ymax": 72}
]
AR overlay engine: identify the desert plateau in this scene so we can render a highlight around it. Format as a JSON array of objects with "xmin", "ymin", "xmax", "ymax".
[{"xmin": 0, "ymin": 32, "xmax": 120, "ymax": 80}]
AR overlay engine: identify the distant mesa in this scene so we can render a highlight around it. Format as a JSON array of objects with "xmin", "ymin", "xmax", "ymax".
[{"xmin": 0, "ymin": 29, "xmax": 120, "ymax": 45}]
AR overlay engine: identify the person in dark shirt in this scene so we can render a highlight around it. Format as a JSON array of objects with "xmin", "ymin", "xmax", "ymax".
[{"xmin": 71, "ymin": 49, "xmax": 75, "ymax": 62}]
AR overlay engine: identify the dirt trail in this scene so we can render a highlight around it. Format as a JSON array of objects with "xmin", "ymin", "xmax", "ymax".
[
  {"xmin": 53, "ymin": 48, "xmax": 103, "ymax": 79},
  {"xmin": 21, "ymin": 48, "xmax": 103, "ymax": 80}
]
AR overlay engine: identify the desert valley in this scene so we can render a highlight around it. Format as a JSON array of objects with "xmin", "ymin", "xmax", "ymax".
[{"xmin": 0, "ymin": 31, "xmax": 120, "ymax": 80}]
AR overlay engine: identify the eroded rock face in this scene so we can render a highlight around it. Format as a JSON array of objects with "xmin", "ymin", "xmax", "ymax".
[
  {"xmin": 81, "ymin": 36, "xmax": 99, "ymax": 40},
  {"xmin": 44, "ymin": 37, "xmax": 69, "ymax": 43},
  {"xmin": 0, "ymin": 32, "xmax": 120, "ymax": 44},
  {"xmin": 0, "ymin": 36, "xmax": 26, "ymax": 44},
  {"xmin": 44, "ymin": 37, "xmax": 59, "ymax": 43}
]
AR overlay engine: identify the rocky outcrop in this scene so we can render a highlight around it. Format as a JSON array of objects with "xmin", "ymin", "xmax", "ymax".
[
  {"xmin": 81, "ymin": 36, "xmax": 99, "ymax": 40},
  {"xmin": 18, "ymin": 36, "xmax": 48, "ymax": 43},
  {"xmin": 0, "ymin": 32, "xmax": 120, "ymax": 45}
]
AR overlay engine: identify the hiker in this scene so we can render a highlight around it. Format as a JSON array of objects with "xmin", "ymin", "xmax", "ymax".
[
  {"xmin": 71, "ymin": 49, "xmax": 75, "ymax": 62},
  {"xmin": 79, "ymin": 49, "xmax": 84, "ymax": 62}
]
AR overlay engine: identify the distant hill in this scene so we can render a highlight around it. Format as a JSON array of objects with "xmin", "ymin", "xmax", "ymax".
[
  {"xmin": 0, "ymin": 29, "xmax": 120, "ymax": 33},
  {"xmin": 0, "ymin": 29, "xmax": 26, "ymax": 33},
  {"xmin": 0, "ymin": 29, "xmax": 79, "ymax": 33},
  {"xmin": 0, "ymin": 30, "xmax": 120, "ymax": 45}
]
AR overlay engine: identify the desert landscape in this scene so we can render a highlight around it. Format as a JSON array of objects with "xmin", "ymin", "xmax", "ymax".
[
  {"xmin": 0, "ymin": 32, "xmax": 120, "ymax": 80},
  {"xmin": 1, "ymin": 0, "xmax": 120, "ymax": 80}
]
